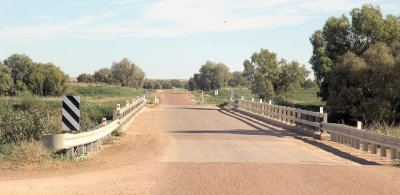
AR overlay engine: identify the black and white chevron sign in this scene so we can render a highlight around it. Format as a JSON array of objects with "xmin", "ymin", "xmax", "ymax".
[{"xmin": 62, "ymin": 96, "xmax": 80, "ymax": 131}]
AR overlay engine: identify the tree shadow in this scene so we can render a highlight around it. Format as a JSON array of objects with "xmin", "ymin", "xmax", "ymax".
[{"xmin": 218, "ymin": 107, "xmax": 381, "ymax": 165}]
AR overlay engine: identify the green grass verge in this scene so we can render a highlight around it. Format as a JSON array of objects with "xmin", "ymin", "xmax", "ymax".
[{"xmin": 190, "ymin": 88, "xmax": 324, "ymax": 112}]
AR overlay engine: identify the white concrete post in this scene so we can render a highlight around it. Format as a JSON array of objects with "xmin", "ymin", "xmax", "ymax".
[
  {"xmin": 357, "ymin": 121, "xmax": 362, "ymax": 129},
  {"xmin": 241, "ymin": 96, "xmax": 244, "ymax": 100},
  {"xmin": 202, "ymin": 90, "xmax": 204, "ymax": 103},
  {"xmin": 126, "ymin": 101, "xmax": 129, "ymax": 107},
  {"xmin": 269, "ymin": 100, "xmax": 272, "ymax": 105},
  {"xmin": 251, "ymin": 98, "xmax": 254, "ymax": 102},
  {"xmin": 259, "ymin": 99, "xmax": 262, "ymax": 103},
  {"xmin": 102, "ymin": 118, "xmax": 107, "ymax": 126},
  {"xmin": 320, "ymin": 107, "xmax": 323, "ymax": 113}
]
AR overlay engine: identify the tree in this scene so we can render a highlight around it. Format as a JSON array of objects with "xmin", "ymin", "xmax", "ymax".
[
  {"xmin": 243, "ymin": 59, "xmax": 254, "ymax": 81},
  {"xmin": 26, "ymin": 63, "xmax": 45, "ymax": 95},
  {"xmin": 111, "ymin": 58, "xmax": 145, "ymax": 88},
  {"xmin": 244, "ymin": 49, "xmax": 309, "ymax": 100},
  {"xmin": 0, "ymin": 61, "xmax": 13, "ymax": 96},
  {"xmin": 43, "ymin": 63, "xmax": 69, "ymax": 96},
  {"xmin": 2, "ymin": 54, "xmax": 68, "ymax": 96},
  {"xmin": 228, "ymin": 71, "xmax": 251, "ymax": 88},
  {"xmin": 77, "ymin": 73, "xmax": 94, "ymax": 83},
  {"xmin": 195, "ymin": 61, "xmax": 231, "ymax": 90},
  {"xmin": 276, "ymin": 60, "xmax": 310, "ymax": 97},
  {"xmin": 112, "ymin": 58, "xmax": 132, "ymax": 87},
  {"xmin": 143, "ymin": 80, "xmax": 154, "ymax": 89},
  {"xmin": 302, "ymin": 79, "xmax": 318, "ymax": 89},
  {"xmin": 3, "ymin": 54, "xmax": 33, "ymax": 92},
  {"xmin": 188, "ymin": 77, "xmax": 197, "ymax": 91},
  {"xmin": 327, "ymin": 42, "xmax": 400, "ymax": 123},
  {"xmin": 310, "ymin": 5, "xmax": 400, "ymax": 100},
  {"xmin": 94, "ymin": 68, "xmax": 114, "ymax": 84},
  {"xmin": 129, "ymin": 64, "xmax": 145, "ymax": 88}
]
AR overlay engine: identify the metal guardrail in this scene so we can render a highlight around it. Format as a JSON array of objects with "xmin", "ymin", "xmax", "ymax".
[
  {"xmin": 322, "ymin": 122, "xmax": 400, "ymax": 160},
  {"xmin": 41, "ymin": 95, "xmax": 146, "ymax": 156},
  {"xmin": 230, "ymin": 97, "xmax": 400, "ymax": 160}
]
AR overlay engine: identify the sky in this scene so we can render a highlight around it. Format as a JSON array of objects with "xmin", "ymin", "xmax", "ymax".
[{"xmin": 1, "ymin": 0, "xmax": 400, "ymax": 79}]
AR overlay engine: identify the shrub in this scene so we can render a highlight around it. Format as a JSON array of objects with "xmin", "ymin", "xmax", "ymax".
[
  {"xmin": 0, "ymin": 107, "xmax": 59, "ymax": 144},
  {"xmin": 18, "ymin": 91, "xmax": 47, "ymax": 110},
  {"xmin": 111, "ymin": 128, "xmax": 125, "ymax": 137}
]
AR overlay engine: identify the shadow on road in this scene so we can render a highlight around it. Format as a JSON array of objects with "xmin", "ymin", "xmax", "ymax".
[
  {"xmin": 167, "ymin": 129, "xmax": 274, "ymax": 136},
  {"xmin": 180, "ymin": 107, "xmax": 219, "ymax": 111},
  {"xmin": 218, "ymin": 107, "xmax": 381, "ymax": 166}
]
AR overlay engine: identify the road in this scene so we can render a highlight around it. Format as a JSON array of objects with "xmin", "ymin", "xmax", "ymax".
[{"xmin": 1, "ymin": 91, "xmax": 400, "ymax": 194}]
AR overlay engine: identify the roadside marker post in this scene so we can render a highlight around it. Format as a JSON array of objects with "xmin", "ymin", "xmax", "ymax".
[
  {"xmin": 102, "ymin": 118, "xmax": 107, "ymax": 126},
  {"xmin": 62, "ymin": 96, "xmax": 80, "ymax": 131}
]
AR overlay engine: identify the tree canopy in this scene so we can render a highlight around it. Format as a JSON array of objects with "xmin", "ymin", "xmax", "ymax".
[
  {"xmin": 77, "ymin": 73, "xmax": 94, "ymax": 83},
  {"xmin": 310, "ymin": 5, "xmax": 400, "ymax": 123},
  {"xmin": 190, "ymin": 61, "xmax": 232, "ymax": 91},
  {"xmin": 310, "ymin": 4, "xmax": 400, "ymax": 101},
  {"xmin": 1, "ymin": 54, "xmax": 69, "ymax": 96},
  {"xmin": 244, "ymin": 49, "xmax": 309, "ymax": 100},
  {"xmin": 78, "ymin": 58, "xmax": 145, "ymax": 89}
]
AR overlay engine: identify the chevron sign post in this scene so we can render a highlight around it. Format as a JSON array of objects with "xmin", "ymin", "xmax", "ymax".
[{"xmin": 62, "ymin": 96, "xmax": 80, "ymax": 131}]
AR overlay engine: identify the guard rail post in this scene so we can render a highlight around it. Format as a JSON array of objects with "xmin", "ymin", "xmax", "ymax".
[
  {"xmin": 381, "ymin": 146, "xmax": 387, "ymax": 157},
  {"xmin": 371, "ymin": 144, "xmax": 377, "ymax": 154},
  {"xmin": 390, "ymin": 148, "xmax": 397, "ymax": 160},
  {"xmin": 320, "ymin": 113, "xmax": 330, "ymax": 140}
]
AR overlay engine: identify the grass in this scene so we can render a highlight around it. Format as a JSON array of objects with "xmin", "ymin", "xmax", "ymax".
[
  {"xmin": 190, "ymin": 88, "xmax": 324, "ymax": 112},
  {"xmin": 0, "ymin": 83, "xmax": 144, "ymax": 165},
  {"xmin": 191, "ymin": 88, "xmax": 262, "ymax": 105},
  {"xmin": 277, "ymin": 88, "xmax": 325, "ymax": 112}
]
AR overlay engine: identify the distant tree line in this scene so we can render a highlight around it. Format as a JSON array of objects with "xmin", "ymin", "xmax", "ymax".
[
  {"xmin": 0, "ymin": 54, "xmax": 69, "ymax": 96},
  {"xmin": 310, "ymin": 4, "xmax": 400, "ymax": 123},
  {"xmin": 77, "ymin": 58, "xmax": 145, "ymax": 89},
  {"xmin": 143, "ymin": 79, "xmax": 188, "ymax": 90},
  {"xmin": 189, "ymin": 54, "xmax": 309, "ymax": 101}
]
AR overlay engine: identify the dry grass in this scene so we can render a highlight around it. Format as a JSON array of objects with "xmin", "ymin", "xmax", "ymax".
[
  {"xmin": 14, "ymin": 141, "xmax": 49, "ymax": 165},
  {"xmin": 366, "ymin": 121, "xmax": 400, "ymax": 137}
]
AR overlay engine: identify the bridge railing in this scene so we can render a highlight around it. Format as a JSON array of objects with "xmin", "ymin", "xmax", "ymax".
[
  {"xmin": 232, "ymin": 99, "xmax": 327, "ymax": 138},
  {"xmin": 322, "ymin": 122, "xmax": 400, "ymax": 159},
  {"xmin": 41, "ymin": 95, "xmax": 146, "ymax": 156},
  {"xmin": 230, "ymin": 97, "xmax": 400, "ymax": 160}
]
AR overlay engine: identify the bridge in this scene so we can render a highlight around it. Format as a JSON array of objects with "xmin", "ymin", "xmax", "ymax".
[{"xmin": 1, "ymin": 91, "xmax": 400, "ymax": 194}]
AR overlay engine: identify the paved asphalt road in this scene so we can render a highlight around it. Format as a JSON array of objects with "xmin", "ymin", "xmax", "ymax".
[{"xmin": 1, "ymin": 91, "xmax": 399, "ymax": 194}]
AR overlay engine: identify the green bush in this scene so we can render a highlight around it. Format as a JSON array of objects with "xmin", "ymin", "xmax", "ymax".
[
  {"xmin": 18, "ymin": 91, "xmax": 47, "ymax": 110},
  {"xmin": 0, "ymin": 108, "xmax": 59, "ymax": 144},
  {"xmin": 111, "ymin": 128, "xmax": 125, "ymax": 137}
]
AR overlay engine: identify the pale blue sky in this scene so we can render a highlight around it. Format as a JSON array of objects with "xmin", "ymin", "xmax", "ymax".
[{"xmin": 1, "ymin": 0, "xmax": 399, "ymax": 79}]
